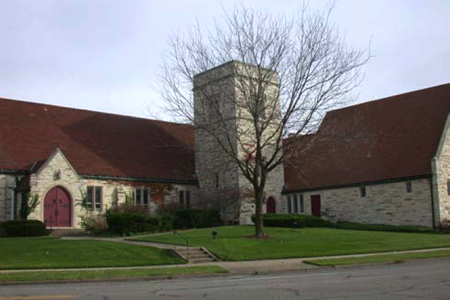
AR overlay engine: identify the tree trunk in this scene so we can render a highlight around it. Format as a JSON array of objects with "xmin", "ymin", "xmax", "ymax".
[{"xmin": 254, "ymin": 187, "xmax": 265, "ymax": 238}]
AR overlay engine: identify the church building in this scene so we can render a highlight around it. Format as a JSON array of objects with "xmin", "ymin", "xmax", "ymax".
[{"xmin": 1, "ymin": 61, "xmax": 449, "ymax": 229}]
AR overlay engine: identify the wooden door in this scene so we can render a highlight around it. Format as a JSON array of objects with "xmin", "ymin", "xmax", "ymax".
[
  {"xmin": 266, "ymin": 196, "xmax": 276, "ymax": 214},
  {"xmin": 44, "ymin": 187, "xmax": 71, "ymax": 227},
  {"xmin": 310, "ymin": 195, "xmax": 321, "ymax": 218}
]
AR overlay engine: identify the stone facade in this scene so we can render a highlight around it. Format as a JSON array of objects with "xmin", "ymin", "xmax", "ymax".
[
  {"xmin": 194, "ymin": 61, "xmax": 284, "ymax": 224},
  {"xmin": 19, "ymin": 149, "xmax": 197, "ymax": 228},
  {"xmin": 432, "ymin": 114, "xmax": 450, "ymax": 225},
  {"xmin": 284, "ymin": 178, "xmax": 434, "ymax": 227}
]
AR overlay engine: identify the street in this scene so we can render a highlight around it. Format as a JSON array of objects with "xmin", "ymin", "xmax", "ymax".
[{"xmin": 1, "ymin": 259, "xmax": 450, "ymax": 300}]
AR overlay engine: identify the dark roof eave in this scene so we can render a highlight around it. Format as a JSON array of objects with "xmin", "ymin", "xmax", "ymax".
[
  {"xmin": 0, "ymin": 169, "xmax": 29, "ymax": 175},
  {"xmin": 80, "ymin": 174, "xmax": 198, "ymax": 185},
  {"xmin": 0, "ymin": 169, "xmax": 198, "ymax": 185},
  {"xmin": 282, "ymin": 174, "xmax": 432, "ymax": 194}
]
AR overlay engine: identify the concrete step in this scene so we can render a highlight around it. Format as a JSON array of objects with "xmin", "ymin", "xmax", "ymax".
[
  {"xmin": 182, "ymin": 253, "xmax": 212, "ymax": 259},
  {"xmin": 188, "ymin": 257, "xmax": 217, "ymax": 263},
  {"xmin": 177, "ymin": 250, "xmax": 206, "ymax": 255}
]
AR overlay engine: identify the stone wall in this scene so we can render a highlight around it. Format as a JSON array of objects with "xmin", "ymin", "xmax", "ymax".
[
  {"xmin": 0, "ymin": 175, "xmax": 16, "ymax": 222},
  {"xmin": 284, "ymin": 178, "xmax": 434, "ymax": 227},
  {"xmin": 432, "ymin": 114, "xmax": 450, "ymax": 224}
]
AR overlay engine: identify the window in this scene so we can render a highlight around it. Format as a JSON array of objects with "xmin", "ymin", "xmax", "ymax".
[
  {"xmin": 134, "ymin": 187, "xmax": 150, "ymax": 207},
  {"xmin": 299, "ymin": 194, "xmax": 304, "ymax": 213},
  {"xmin": 215, "ymin": 173, "xmax": 219, "ymax": 189},
  {"xmin": 179, "ymin": 190, "xmax": 191, "ymax": 208},
  {"xmin": 287, "ymin": 196, "xmax": 292, "ymax": 213},
  {"xmin": 360, "ymin": 186, "xmax": 366, "ymax": 198},
  {"xmin": 406, "ymin": 181, "xmax": 413, "ymax": 193},
  {"xmin": 293, "ymin": 194, "xmax": 299, "ymax": 213},
  {"xmin": 87, "ymin": 186, "xmax": 102, "ymax": 211},
  {"xmin": 288, "ymin": 194, "xmax": 304, "ymax": 214}
]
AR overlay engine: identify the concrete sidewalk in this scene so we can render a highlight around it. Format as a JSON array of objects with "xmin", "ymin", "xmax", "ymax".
[{"xmin": 2, "ymin": 245, "xmax": 450, "ymax": 275}]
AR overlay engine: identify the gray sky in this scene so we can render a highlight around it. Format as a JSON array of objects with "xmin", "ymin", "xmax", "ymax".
[{"xmin": 1, "ymin": 0, "xmax": 449, "ymax": 119}]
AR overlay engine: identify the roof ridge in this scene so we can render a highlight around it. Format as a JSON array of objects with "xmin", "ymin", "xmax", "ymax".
[
  {"xmin": 0, "ymin": 96, "xmax": 192, "ymax": 128},
  {"xmin": 329, "ymin": 82, "xmax": 450, "ymax": 114}
]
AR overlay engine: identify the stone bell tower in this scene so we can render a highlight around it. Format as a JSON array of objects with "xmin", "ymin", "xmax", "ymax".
[{"xmin": 193, "ymin": 61, "xmax": 284, "ymax": 224}]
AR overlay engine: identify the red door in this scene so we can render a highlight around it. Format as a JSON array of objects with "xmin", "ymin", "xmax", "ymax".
[
  {"xmin": 266, "ymin": 196, "xmax": 276, "ymax": 214},
  {"xmin": 311, "ymin": 195, "xmax": 321, "ymax": 217},
  {"xmin": 44, "ymin": 187, "xmax": 72, "ymax": 227}
]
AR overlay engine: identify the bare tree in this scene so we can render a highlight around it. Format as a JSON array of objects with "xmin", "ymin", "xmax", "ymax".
[{"xmin": 158, "ymin": 3, "xmax": 369, "ymax": 238}]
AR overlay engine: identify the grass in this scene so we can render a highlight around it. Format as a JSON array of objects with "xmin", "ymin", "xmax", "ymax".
[
  {"xmin": 0, "ymin": 237, "xmax": 184, "ymax": 269},
  {"xmin": 0, "ymin": 266, "xmax": 227, "ymax": 283},
  {"xmin": 134, "ymin": 226, "xmax": 450, "ymax": 261},
  {"xmin": 305, "ymin": 250, "xmax": 450, "ymax": 266}
]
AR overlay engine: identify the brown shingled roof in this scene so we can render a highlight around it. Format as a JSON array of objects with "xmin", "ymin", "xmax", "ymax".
[
  {"xmin": 0, "ymin": 98, "xmax": 196, "ymax": 183},
  {"xmin": 284, "ymin": 83, "xmax": 450, "ymax": 192}
]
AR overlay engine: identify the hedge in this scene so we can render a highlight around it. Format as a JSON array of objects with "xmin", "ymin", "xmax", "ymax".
[
  {"xmin": 252, "ymin": 214, "xmax": 334, "ymax": 228},
  {"xmin": 106, "ymin": 213, "xmax": 159, "ymax": 235},
  {"xmin": 335, "ymin": 221, "xmax": 433, "ymax": 233},
  {"xmin": 0, "ymin": 220, "xmax": 49, "ymax": 237},
  {"xmin": 174, "ymin": 209, "xmax": 222, "ymax": 229}
]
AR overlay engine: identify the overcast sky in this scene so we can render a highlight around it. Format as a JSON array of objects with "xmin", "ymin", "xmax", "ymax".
[{"xmin": 1, "ymin": 0, "xmax": 449, "ymax": 119}]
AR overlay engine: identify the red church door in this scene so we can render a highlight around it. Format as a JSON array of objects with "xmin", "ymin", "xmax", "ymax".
[
  {"xmin": 266, "ymin": 197, "xmax": 276, "ymax": 213},
  {"xmin": 44, "ymin": 187, "xmax": 72, "ymax": 227},
  {"xmin": 311, "ymin": 195, "xmax": 321, "ymax": 217}
]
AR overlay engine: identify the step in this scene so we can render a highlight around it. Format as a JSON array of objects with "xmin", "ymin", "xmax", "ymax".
[
  {"xmin": 177, "ymin": 250, "xmax": 205, "ymax": 255},
  {"xmin": 175, "ymin": 247, "xmax": 202, "ymax": 251},
  {"xmin": 184, "ymin": 254, "xmax": 211, "ymax": 260},
  {"xmin": 188, "ymin": 257, "xmax": 217, "ymax": 263}
]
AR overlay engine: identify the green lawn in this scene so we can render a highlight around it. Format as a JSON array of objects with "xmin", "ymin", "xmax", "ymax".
[
  {"xmin": 0, "ymin": 266, "xmax": 227, "ymax": 283},
  {"xmin": 0, "ymin": 237, "xmax": 184, "ymax": 269},
  {"xmin": 305, "ymin": 250, "xmax": 450, "ymax": 266},
  {"xmin": 133, "ymin": 226, "xmax": 450, "ymax": 261}
]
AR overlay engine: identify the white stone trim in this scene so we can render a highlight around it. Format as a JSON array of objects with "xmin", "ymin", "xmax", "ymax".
[
  {"xmin": 35, "ymin": 148, "xmax": 80, "ymax": 180},
  {"xmin": 434, "ymin": 113, "xmax": 450, "ymax": 160}
]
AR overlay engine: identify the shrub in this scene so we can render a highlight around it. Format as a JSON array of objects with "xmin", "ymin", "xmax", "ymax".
[
  {"xmin": 106, "ymin": 213, "xmax": 159, "ymax": 235},
  {"xmin": 174, "ymin": 209, "xmax": 222, "ymax": 229},
  {"xmin": 159, "ymin": 215, "xmax": 176, "ymax": 232},
  {"xmin": 0, "ymin": 220, "xmax": 48, "ymax": 237},
  {"xmin": 335, "ymin": 221, "xmax": 433, "ymax": 233},
  {"xmin": 252, "ymin": 214, "xmax": 334, "ymax": 228},
  {"xmin": 112, "ymin": 203, "xmax": 150, "ymax": 215}
]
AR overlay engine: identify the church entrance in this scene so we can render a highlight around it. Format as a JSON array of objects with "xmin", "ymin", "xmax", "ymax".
[{"xmin": 44, "ymin": 186, "xmax": 72, "ymax": 227}]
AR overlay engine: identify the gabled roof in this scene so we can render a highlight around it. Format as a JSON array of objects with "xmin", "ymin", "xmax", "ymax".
[
  {"xmin": 284, "ymin": 83, "xmax": 450, "ymax": 192},
  {"xmin": 0, "ymin": 98, "xmax": 196, "ymax": 183}
]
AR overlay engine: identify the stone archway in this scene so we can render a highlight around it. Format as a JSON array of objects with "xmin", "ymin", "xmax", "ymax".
[{"xmin": 44, "ymin": 186, "xmax": 72, "ymax": 227}]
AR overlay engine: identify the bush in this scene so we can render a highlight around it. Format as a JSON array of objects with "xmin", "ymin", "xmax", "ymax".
[
  {"xmin": 0, "ymin": 220, "xmax": 48, "ymax": 237},
  {"xmin": 252, "ymin": 214, "xmax": 334, "ymax": 228},
  {"xmin": 112, "ymin": 203, "xmax": 150, "ymax": 215},
  {"xmin": 335, "ymin": 221, "xmax": 433, "ymax": 233},
  {"xmin": 106, "ymin": 213, "xmax": 159, "ymax": 235},
  {"xmin": 174, "ymin": 209, "xmax": 222, "ymax": 229},
  {"xmin": 159, "ymin": 215, "xmax": 176, "ymax": 232}
]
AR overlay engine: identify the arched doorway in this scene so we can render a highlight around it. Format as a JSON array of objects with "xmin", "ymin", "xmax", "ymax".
[
  {"xmin": 44, "ymin": 186, "xmax": 72, "ymax": 227},
  {"xmin": 266, "ymin": 196, "xmax": 276, "ymax": 214}
]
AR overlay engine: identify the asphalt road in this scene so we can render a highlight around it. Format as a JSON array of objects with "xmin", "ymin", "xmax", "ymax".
[{"xmin": 1, "ymin": 259, "xmax": 450, "ymax": 300}]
